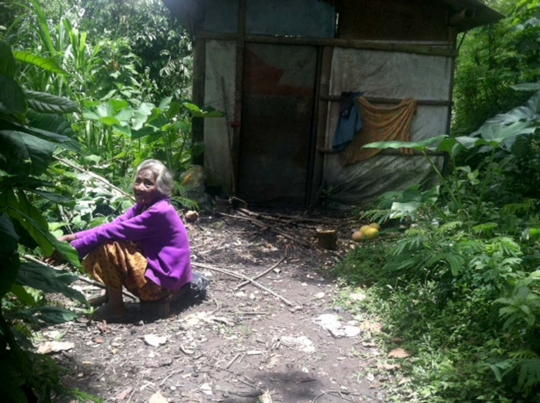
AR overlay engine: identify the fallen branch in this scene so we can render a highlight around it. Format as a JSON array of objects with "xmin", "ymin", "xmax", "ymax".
[
  {"xmin": 23, "ymin": 255, "xmax": 137, "ymax": 301},
  {"xmin": 54, "ymin": 157, "xmax": 134, "ymax": 200},
  {"xmin": 237, "ymin": 207, "xmax": 340, "ymax": 225},
  {"xmin": 192, "ymin": 262, "xmax": 293, "ymax": 306},
  {"xmin": 219, "ymin": 211, "xmax": 312, "ymax": 248},
  {"xmin": 235, "ymin": 247, "xmax": 288, "ymax": 290},
  {"xmin": 192, "ymin": 262, "xmax": 244, "ymax": 279},
  {"xmin": 225, "ymin": 352, "xmax": 242, "ymax": 369}
]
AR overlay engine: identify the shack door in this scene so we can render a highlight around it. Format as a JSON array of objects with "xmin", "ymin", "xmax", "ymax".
[{"xmin": 238, "ymin": 43, "xmax": 317, "ymax": 205}]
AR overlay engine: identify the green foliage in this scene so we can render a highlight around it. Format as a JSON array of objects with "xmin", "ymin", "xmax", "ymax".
[
  {"xmin": 340, "ymin": 73, "xmax": 540, "ymax": 399},
  {"xmin": 76, "ymin": 0, "xmax": 193, "ymax": 100},
  {"xmin": 453, "ymin": 0, "xmax": 540, "ymax": 137},
  {"xmin": 0, "ymin": 41, "xmax": 87, "ymax": 402}
]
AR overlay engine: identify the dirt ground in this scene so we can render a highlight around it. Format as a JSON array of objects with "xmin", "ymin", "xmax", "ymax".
[{"xmin": 43, "ymin": 208, "xmax": 396, "ymax": 403}]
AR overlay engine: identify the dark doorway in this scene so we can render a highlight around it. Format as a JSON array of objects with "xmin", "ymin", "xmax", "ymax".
[{"xmin": 238, "ymin": 43, "xmax": 317, "ymax": 205}]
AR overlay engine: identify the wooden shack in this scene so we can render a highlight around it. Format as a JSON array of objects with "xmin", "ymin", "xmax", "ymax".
[{"xmin": 163, "ymin": 0, "xmax": 503, "ymax": 206}]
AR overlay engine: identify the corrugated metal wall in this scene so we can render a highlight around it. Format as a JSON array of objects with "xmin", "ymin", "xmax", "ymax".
[
  {"xmin": 323, "ymin": 48, "xmax": 452, "ymax": 203},
  {"xmin": 200, "ymin": 0, "xmax": 455, "ymax": 205}
]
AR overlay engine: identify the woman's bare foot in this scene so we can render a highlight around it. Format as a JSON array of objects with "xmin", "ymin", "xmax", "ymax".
[{"xmin": 92, "ymin": 303, "xmax": 126, "ymax": 322}]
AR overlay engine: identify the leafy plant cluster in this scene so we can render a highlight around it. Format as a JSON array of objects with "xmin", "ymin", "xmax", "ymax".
[
  {"xmin": 1, "ymin": 0, "xmax": 223, "ymax": 230},
  {"xmin": 0, "ymin": 41, "xmax": 90, "ymax": 402},
  {"xmin": 453, "ymin": 0, "xmax": 540, "ymax": 137},
  {"xmin": 0, "ymin": 1, "xmax": 218, "ymax": 401},
  {"xmin": 335, "ymin": 89, "xmax": 540, "ymax": 400}
]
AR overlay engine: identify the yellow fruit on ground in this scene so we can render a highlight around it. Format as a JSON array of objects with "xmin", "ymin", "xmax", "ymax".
[
  {"xmin": 352, "ymin": 231, "xmax": 364, "ymax": 242},
  {"xmin": 359, "ymin": 225, "xmax": 372, "ymax": 234},
  {"xmin": 362, "ymin": 227, "xmax": 379, "ymax": 240},
  {"xmin": 369, "ymin": 222, "xmax": 381, "ymax": 231}
]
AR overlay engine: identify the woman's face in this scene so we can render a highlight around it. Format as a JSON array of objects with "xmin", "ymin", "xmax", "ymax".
[{"xmin": 133, "ymin": 169, "xmax": 160, "ymax": 207}]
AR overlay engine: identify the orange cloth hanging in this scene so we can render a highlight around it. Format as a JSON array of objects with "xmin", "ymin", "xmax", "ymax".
[{"xmin": 340, "ymin": 97, "xmax": 417, "ymax": 166}]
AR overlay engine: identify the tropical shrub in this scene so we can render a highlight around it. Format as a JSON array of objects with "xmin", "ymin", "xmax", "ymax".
[
  {"xmin": 0, "ymin": 41, "xmax": 89, "ymax": 402},
  {"xmin": 337, "ymin": 88, "xmax": 540, "ymax": 401},
  {"xmin": 453, "ymin": 0, "xmax": 540, "ymax": 137}
]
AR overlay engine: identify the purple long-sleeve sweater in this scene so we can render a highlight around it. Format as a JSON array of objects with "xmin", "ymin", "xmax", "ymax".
[{"xmin": 71, "ymin": 197, "xmax": 192, "ymax": 291}]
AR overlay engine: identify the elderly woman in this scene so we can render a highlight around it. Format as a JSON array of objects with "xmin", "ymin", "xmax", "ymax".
[{"xmin": 58, "ymin": 159, "xmax": 192, "ymax": 320}]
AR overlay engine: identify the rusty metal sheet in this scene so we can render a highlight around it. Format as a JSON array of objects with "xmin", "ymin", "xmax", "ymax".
[
  {"xmin": 238, "ymin": 43, "xmax": 317, "ymax": 204},
  {"xmin": 338, "ymin": 0, "xmax": 448, "ymax": 41}
]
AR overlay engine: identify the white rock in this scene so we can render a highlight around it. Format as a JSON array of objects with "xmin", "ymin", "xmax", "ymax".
[
  {"xmin": 280, "ymin": 336, "xmax": 316, "ymax": 353},
  {"xmin": 144, "ymin": 334, "xmax": 168, "ymax": 347}
]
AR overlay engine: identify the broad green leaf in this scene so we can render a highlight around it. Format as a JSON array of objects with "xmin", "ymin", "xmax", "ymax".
[
  {"xmin": 0, "ymin": 130, "xmax": 55, "ymax": 176},
  {"xmin": 26, "ymin": 109, "xmax": 76, "ymax": 139},
  {"xmin": 159, "ymin": 96, "xmax": 173, "ymax": 111},
  {"xmin": 489, "ymin": 364, "xmax": 503, "ymax": 382},
  {"xmin": 23, "ymin": 125, "xmax": 80, "ymax": 152},
  {"xmin": 426, "ymin": 253, "xmax": 465, "ymax": 276},
  {"xmin": 0, "ymin": 254, "xmax": 19, "ymax": 300},
  {"xmin": 108, "ymin": 99, "xmax": 129, "ymax": 112},
  {"xmin": 0, "ymin": 117, "xmax": 79, "ymax": 165},
  {"xmin": 14, "ymin": 51, "xmax": 67, "ymax": 75},
  {"xmin": 112, "ymin": 125, "xmax": 132, "ymax": 136},
  {"xmin": 0, "ymin": 213, "xmax": 19, "ymax": 254},
  {"xmin": 486, "ymin": 91, "xmax": 540, "ymax": 126},
  {"xmin": 28, "ymin": 190, "xmax": 73, "ymax": 205},
  {"xmin": 8, "ymin": 306, "xmax": 78, "ymax": 325},
  {"xmin": 99, "ymin": 116, "xmax": 121, "ymax": 126},
  {"xmin": 10, "ymin": 283, "xmax": 38, "ymax": 306},
  {"xmin": 132, "ymin": 126, "xmax": 157, "ymax": 139},
  {"xmin": 0, "ymin": 41, "xmax": 16, "ymax": 78},
  {"xmin": 435, "ymin": 137, "xmax": 457, "ymax": 153},
  {"xmin": 96, "ymin": 102, "xmax": 115, "ymax": 118},
  {"xmin": 0, "ymin": 75, "xmax": 26, "ymax": 114},
  {"xmin": 165, "ymin": 102, "xmax": 181, "ymax": 119},
  {"xmin": 5, "ymin": 199, "xmax": 81, "ymax": 270},
  {"xmin": 82, "ymin": 110, "xmax": 101, "ymax": 120},
  {"xmin": 363, "ymin": 135, "xmax": 448, "ymax": 151},
  {"xmin": 25, "ymin": 90, "xmax": 79, "ymax": 114},
  {"xmin": 115, "ymin": 108, "xmax": 133, "ymax": 124},
  {"xmin": 53, "ymin": 240, "xmax": 82, "ymax": 272},
  {"xmin": 82, "ymin": 155, "xmax": 101, "ymax": 165},
  {"xmin": 512, "ymin": 83, "xmax": 540, "ymax": 91},
  {"xmin": 6, "ymin": 190, "xmax": 51, "ymax": 254},
  {"xmin": 132, "ymin": 102, "xmax": 155, "ymax": 130},
  {"xmin": 16, "ymin": 263, "xmax": 87, "ymax": 305},
  {"xmin": 183, "ymin": 102, "xmax": 224, "ymax": 118},
  {"xmin": 455, "ymin": 136, "xmax": 486, "ymax": 149},
  {"xmin": 390, "ymin": 201, "xmax": 422, "ymax": 218},
  {"xmin": 475, "ymin": 122, "xmax": 534, "ymax": 148},
  {"xmin": 83, "ymin": 100, "xmax": 101, "ymax": 108}
]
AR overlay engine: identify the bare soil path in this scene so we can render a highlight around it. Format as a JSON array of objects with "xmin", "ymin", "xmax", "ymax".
[{"xmin": 48, "ymin": 209, "xmax": 392, "ymax": 403}]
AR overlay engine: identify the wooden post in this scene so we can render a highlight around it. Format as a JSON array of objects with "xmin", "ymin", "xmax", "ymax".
[
  {"xmin": 308, "ymin": 46, "xmax": 333, "ymax": 207},
  {"xmin": 305, "ymin": 45, "xmax": 324, "ymax": 207},
  {"xmin": 231, "ymin": 0, "xmax": 247, "ymax": 195},
  {"xmin": 191, "ymin": 37, "xmax": 206, "ymax": 165}
]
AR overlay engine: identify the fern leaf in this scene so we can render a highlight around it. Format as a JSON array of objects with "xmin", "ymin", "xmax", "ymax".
[
  {"xmin": 425, "ymin": 253, "xmax": 465, "ymax": 276},
  {"xmin": 438, "ymin": 221, "xmax": 464, "ymax": 234}
]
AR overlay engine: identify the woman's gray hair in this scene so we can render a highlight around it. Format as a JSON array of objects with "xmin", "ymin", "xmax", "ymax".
[{"xmin": 136, "ymin": 159, "xmax": 174, "ymax": 197}]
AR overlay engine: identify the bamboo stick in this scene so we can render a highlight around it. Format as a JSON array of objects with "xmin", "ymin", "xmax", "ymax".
[{"xmin": 192, "ymin": 262, "xmax": 293, "ymax": 306}]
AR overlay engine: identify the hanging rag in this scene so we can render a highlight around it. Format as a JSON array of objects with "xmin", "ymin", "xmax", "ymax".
[
  {"xmin": 332, "ymin": 91, "xmax": 363, "ymax": 152},
  {"xmin": 340, "ymin": 97, "xmax": 417, "ymax": 166}
]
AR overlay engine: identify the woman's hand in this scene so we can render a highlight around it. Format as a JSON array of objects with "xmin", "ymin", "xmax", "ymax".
[
  {"xmin": 45, "ymin": 234, "xmax": 76, "ymax": 266},
  {"xmin": 58, "ymin": 234, "xmax": 76, "ymax": 243}
]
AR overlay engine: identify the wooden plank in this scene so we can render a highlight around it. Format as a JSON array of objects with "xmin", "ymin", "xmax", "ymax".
[
  {"xmin": 320, "ymin": 95, "xmax": 452, "ymax": 107},
  {"xmin": 197, "ymin": 31, "xmax": 458, "ymax": 57},
  {"xmin": 231, "ymin": 0, "xmax": 246, "ymax": 195},
  {"xmin": 191, "ymin": 37, "xmax": 206, "ymax": 165},
  {"xmin": 309, "ymin": 46, "xmax": 333, "ymax": 207},
  {"xmin": 305, "ymin": 45, "xmax": 324, "ymax": 207},
  {"xmin": 317, "ymin": 147, "xmax": 446, "ymax": 157}
]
